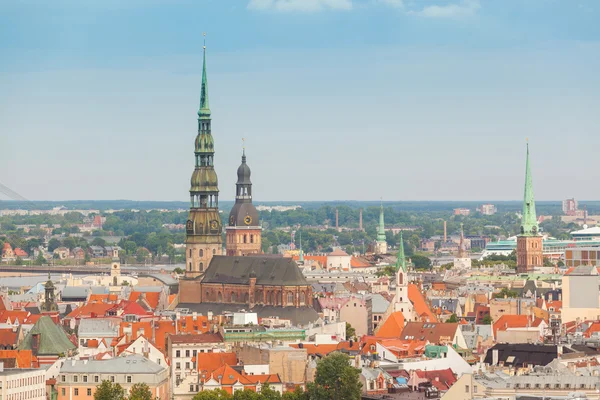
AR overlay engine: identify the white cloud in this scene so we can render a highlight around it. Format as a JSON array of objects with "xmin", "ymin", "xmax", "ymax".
[
  {"xmin": 378, "ymin": 0, "xmax": 404, "ymax": 8},
  {"xmin": 248, "ymin": 0, "xmax": 352, "ymax": 12},
  {"xmin": 410, "ymin": 0, "xmax": 480, "ymax": 18}
]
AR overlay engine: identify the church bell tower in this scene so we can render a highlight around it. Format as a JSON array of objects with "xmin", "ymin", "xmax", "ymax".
[
  {"xmin": 184, "ymin": 42, "xmax": 223, "ymax": 279},
  {"xmin": 517, "ymin": 142, "xmax": 542, "ymax": 273}
]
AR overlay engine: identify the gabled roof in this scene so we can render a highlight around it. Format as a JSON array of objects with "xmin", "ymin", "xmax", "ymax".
[
  {"xmin": 0, "ymin": 328, "xmax": 18, "ymax": 347},
  {"xmin": 201, "ymin": 256, "xmax": 308, "ymax": 286},
  {"xmin": 493, "ymin": 315, "xmax": 544, "ymax": 336},
  {"xmin": 18, "ymin": 316, "xmax": 76, "ymax": 356},
  {"xmin": 399, "ymin": 322, "xmax": 459, "ymax": 344},
  {"xmin": 197, "ymin": 352, "xmax": 237, "ymax": 376},
  {"xmin": 408, "ymin": 284, "xmax": 437, "ymax": 322},
  {"xmin": 128, "ymin": 292, "xmax": 160, "ymax": 310},
  {"xmin": 377, "ymin": 312, "xmax": 405, "ymax": 338},
  {"xmin": 413, "ymin": 368, "xmax": 456, "ymax": 391},
  {"xmin": 66, "ymin": 302, "xmax": 114, "ymax": 319},
  {"xmin": 0, "ymin": 349, "xmax": 35, "ymax": 368}
]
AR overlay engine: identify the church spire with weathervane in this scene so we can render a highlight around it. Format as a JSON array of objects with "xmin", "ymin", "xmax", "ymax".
[
  {"xmin": 520, "ymin": 142, "xmax": 538, "ymax": 236},
  {"xmin": 184, "ymin": 34, "xmax": 223, "ymax": 280},
  {"xmin": 396, "ymin": 231, "xmax": 407, "ymax": 272},
  {"xmin": 375, "ymin": 200, "xmax": 388, "ymax": 254}
]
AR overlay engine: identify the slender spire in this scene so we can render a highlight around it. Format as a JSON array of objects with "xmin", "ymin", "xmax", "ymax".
[
  {"xmin": 396, "ymin": 231, "xmax": 407, "ymax": 272},
  {"xmin": 377, "ymin": 201, "xmax": 386, "ymax": 242},
  {"xmin": 198, "ymin": 33, "xmax": 210, "ymax": 119},
  {"xmin": 521, "ymin": 142, "xmax": 539, "ymax": 236},
  {"xmin": 458, "ymin": 223, "xmax": 465, "ymax": 258},
  {"xmin": 242, "ymin": 138, "xmax": 246, "ymax": 163}
]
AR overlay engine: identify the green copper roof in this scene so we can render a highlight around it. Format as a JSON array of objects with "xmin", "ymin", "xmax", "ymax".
[
  {"xmin": 18, "ymin": 315, "xmax": 76, "ymax": 356},
  {"xmin": 376, "ymin": 204, "xmax": 386, "ymax": 242},
  {"xmin": 520, "ymin": 143, "xmax": 539, "ymax": 236},
  {"xmin": 396, "ymin": 231, "xmax": 407, "ymax": 272},
  {"xmin": 198, "ymin": 46, "xmax": 210, "ymax": 119}
]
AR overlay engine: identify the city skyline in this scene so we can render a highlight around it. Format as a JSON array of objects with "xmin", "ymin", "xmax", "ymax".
[{"xmin": 1, "ymin": 0, "xmax": 599, "ymax": 202}]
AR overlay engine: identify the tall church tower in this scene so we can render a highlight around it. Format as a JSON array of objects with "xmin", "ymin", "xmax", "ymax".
[
  {"xmin": 375, "ymin": 203, "xmax": 388, "ymax": 254},
  {"xmin": 393, "ymin": 232, "xmax": 414, "ymax": 322},
  {"xmin": 184, "ymin": 43, "xmax": 223, "ymax": 279},
  {"xmin": 517, "ymin": 143, "xmax": 542, "ymax": 273},
  {"xmin": 226, "ymin": 147, "xmax": 262, "ymax": 256}
]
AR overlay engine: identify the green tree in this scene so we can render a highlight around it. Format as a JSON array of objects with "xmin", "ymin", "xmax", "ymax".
[
  {"xmin": 15, "ymin": 256, "xmax": 23, "ymax": 266},
  {"xmin": 412, "ymin": 254, "xmax": 432, "ymax": 270},
  {"xmin": 375, "ymin": 265, "xmax": 396, "ymax": 277},
  {"xmin": 128, "ymin": 383, "xmax": 152, "ymax": 400},
  {"xmin": 345, "ymin": 323, "xmax": 356, "ymax": 340},
  {"xmin": 91, "ymin": 237, "xmax": 107, "ymax": 247},
  {"xmin": 94, "ymin": 380, "xmax": 126, "ymax": 400},
  {"xmin": 62, "ymin": 236, "xmax": 77, "ymax": 250},
  {"xmin": 35, "ymin": 252, "xmax": 46, "ymax": 266},
  {"xmin": 447, "ymin": 314, "xmax": 458, "ymax": 323},
  {"xmin": 493, "ymin": 287, "xmax": 518, "ymax": 299},
  {"xmin": 192, "ymin": 389, "xmax": 231, "ymax": 400},
  {"xmin": 482, "ymin": 315, "xmax": 493, "ymax": 325},
  {"xmin": 282, "ymin": 387, "xmax": 308, "ymax": 400},
  {"xmin": 47, "ymin": 238, "xmax": 62, "ymax": 252},
  {"xmin": 173, "ymin": 267, "xmax": 184, "ymax": 275},
  {"xmin": 312, "ymin": 352, "xmax": 362, "ymax": 400}
]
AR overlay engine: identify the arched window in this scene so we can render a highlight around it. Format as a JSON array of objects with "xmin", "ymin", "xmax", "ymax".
[
  {"xmin": 250, "ymin": 235, "xmax": 254, "ymax": 243},
  {"xmin": 244, "ymin": 235, "xmax": 247, "ymax": 244},
  {"xmin": 199, "ymin": 262, "xmax": 204, "ymax": 271},
  {"xmin": 205, "ymin": 291, "xmax": 210, "ymax": 301},
  {"xmin": 288, "ymin": 292, "xmax": 294, "ymax": 305},
  {"xmin": 399, "ymin": 273, "xmax": 403, "ymax": 285},
  {"xmin": 200, "ymin": 249, "xmax": 204, "ymax": 257},
  {"xmin": 188, "ymin": 262, "xmax": 192, "ymax": 271},
  {"xmin": 277, "ymin": 292, "xmax": 282, "ymax": 305},
  {"xmin": 244, "ymin": 293, "xmax": 249, "ymax": 303},
  {"xmin": 255, "ymin": 290, "xmax": 262, "ymax": 303},
  {"xmin": 213, "ymin": 249, "xmax": 216, "ymax": 255},
  {"xmin": 189, "ymin": 249, "xmax": 192, "ymax": 257},
  {"xmin": 217, "ymin": 292, "xmax": 223, "ymax": 302},
  {"xmin": 231, "ymin": 292, "xmax": 237, "ymax": 303},
  {"xmin": 299, "ymin": 292, "xmax": 305, "ymax": 305},
  {"xmin": 113, "ymin": 276, "xmax": 118, "ymax": 286}
]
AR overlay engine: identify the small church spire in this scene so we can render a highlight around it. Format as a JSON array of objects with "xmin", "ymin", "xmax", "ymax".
[
  {"xmin": 520, "ymin": 141, "xmax": 538, "ymax": 236},
  {"xmin": 396, "ymin": 231, "xmax": 407, "ymax": 272},
  {"xmin": 376, "ymin": 201, "xmax": 386, "ymax": 242},
  {"xmin": 198, "ymin": 33, "xmax": 210, "ymax": 119}
]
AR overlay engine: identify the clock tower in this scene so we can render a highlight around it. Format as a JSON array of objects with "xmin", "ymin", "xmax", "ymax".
[
  {"xmin": 183, "ymin": 43, "xmax": 223, "ymax": 281},
  {"xmin": 226, "ymin": 148, "xmax": 262, "ymax": 256}
]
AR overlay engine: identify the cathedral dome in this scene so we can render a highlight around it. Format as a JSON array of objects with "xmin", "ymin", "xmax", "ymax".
[
  {"xmin": 236, "ymin": 154, "xmax": 252, "ymax": 185},
  {"xmin": 228, "ymin": 202, "xmax": 259, "ymax": 227}
]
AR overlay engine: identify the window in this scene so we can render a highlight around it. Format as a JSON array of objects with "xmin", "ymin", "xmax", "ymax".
[
  {"xmin": 200, "ymin": 249, "xmax": 204, "ymax": 257},
  {"xmin": 288, "ymin": 292, "xmax": 294, "ymax": 304},
  {"xmin": 61, "ymin": 388, "xmax": 65, "ymax": 396},
  {"xmin": 465, "ymin": 385, "xmax": 470, "ymax": 393},
  {"xmin": 231, "ymin": 292, "xmax": 237, "ymax": 302},
  {"xmin": 127, "ymin": 376, "xmax": 132, "ymax": 383},
  {"xmin": 474, "ymin": 386, "xmax": 478, "ymax": 393},
  {"xmin": 74, "ymin": 388, "xmax": 79, "ymax": 396},
  {"xmin": 190, "ymin": 385, "xmax": 194, "ymax": 392},
  {"xmin": 83, "ymin": 375, "xmax": 88, "ymax": 383},
  {"xmin": 193, "ymin": 350, "xmax": 197, "ymax": 356},
  {"xmin": 176, "ymin": 350, "xmax": 181, "ymax": 357},
  {"xmin": 61, "ymin": 375, "xmax": 65, "ymax": 382},
  {"xmin": 186, "ymin": 362, "xmax": 190, "ymax": 369},
  {"xmin": 95, "ymin": 375, "xmax": 99, "ymax": 383},
  {"xmin": 73, "ymin": 376, "xmax": 78, "ymax": 383},
  {"xmin": 176, "ymin": 362, "xmax": 181, "ymax": 369},
  {"xmin": 111, "ymin": 376, "xmax": 115, "ymax": 383},
  {"xmin": 185, "ymin": 350, "xmax": 190, "ymax": 357},
  {"xmin": 87, "ymin": 388, "xmax": 92, "ymax": 396}
]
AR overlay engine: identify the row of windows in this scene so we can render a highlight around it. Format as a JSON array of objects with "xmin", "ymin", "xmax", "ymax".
[
  {"xmin": 226, "ymin": 234, "xmax": 258, "ymax": 244},
  {"xmin": 514, "ymin": 383, "xmax": 590, "ymax": 389},
  {"xmin": 189, "ymin": 249, "xmax": 217, "ymax": 258},
  {"xmin": 61, "ymin": 375, "xmax": 133, "ymax": 384},
  {"xmin": 6, "ymin": 375, "xmax": 45, "ymax": 389},
  {"xmin": 5, "ymin": 388, "xmax": 45, "ymax": 400},
  {"xmin": 203, "ymin": 290, "xmax": 308, "ymax": 305}
]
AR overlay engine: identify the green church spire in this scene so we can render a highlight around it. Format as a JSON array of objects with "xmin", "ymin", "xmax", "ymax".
[
  {"xmin": 376, "ymin": 202, "xmax": 386, "ymax": 242},
  {"xmin": 520, "ymin": 142, "xmax": 538, "ymax": 236},
  {"xmin": 396, "ymin": 231, "xmax": 407, "ymax": 272},
  {"xmin": 198, "ymin": 37, "xmax": 210, "ymax": 120}
]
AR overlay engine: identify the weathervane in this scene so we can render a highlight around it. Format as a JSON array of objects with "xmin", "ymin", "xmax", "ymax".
[{"xmin": 203, "ymin": 32, "xmax": 206, "ymax": 49}]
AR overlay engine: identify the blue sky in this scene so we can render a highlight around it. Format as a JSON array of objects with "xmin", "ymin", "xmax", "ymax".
[{"xmin": 1, "ymin": 0, "xmax": 599, "ymax": 202}]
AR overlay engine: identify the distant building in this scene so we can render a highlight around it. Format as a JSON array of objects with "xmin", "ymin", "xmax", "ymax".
[
  {"xmin": 453, "ymin": 208, "xmax": 470, "ymax": 216},
  {"xmin": 0, "ymin": 366, "xmax": 46, "ymax": 400},
  {"xmin": 477, "ymin": 204, "xmax": 497, "ymax": 215},
  {"xmin": 561, "ymin": 265, "xmax": 600, "ymax": 324},
  {"xmin": 563, "ymin": 198, "xmax": 579, "ymax": 216}
]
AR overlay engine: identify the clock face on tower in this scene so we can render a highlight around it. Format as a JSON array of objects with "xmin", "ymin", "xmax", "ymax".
[
  {"xmin": 210, "ymin": 220, "xmax": 219, "ymax": 233},
  {"xmin": 244, "ymin": 215, "xmax": 252, "ymax": 225}
]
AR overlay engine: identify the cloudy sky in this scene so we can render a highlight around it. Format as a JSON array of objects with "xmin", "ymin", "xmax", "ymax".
[{"xmin": 1, "ymin": 0, "xmax": 599, "ymax": 202}]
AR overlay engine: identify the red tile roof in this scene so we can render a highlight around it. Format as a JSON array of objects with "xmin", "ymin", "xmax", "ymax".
[
  {"xmin": 0, "ymin": 328, "xmax": 18, "ymax": 347},
  {"xmin": 0, "ymin": 350, "xmax": 35, "ymax": 368},
  {"xmin": 400, "ymin": 322, "xmax": 459, "ymax": 344},
  {"xmin": 408, "ymin": 284, "xmax": 437, "ymax": 322},
  {"xmin": 377, "ymin": 312, "xmax": 405, "ymax": 338},
  {"xmin": 493, "ymin": 315, "xmax": 544, "ymax": 336},
  {"xmin": 197, "ymin": 352, "xmax": 237, "ymax": 376}
]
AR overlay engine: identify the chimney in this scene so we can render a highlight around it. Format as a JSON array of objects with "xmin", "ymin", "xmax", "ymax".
[
  {"xmin": 443, "ymin": 221, "xmax": 447, "ymax": 243},
  {"xmin": 192, "ymin": 312, "xmax": 197, "ymax": 321},
  {"xmin": 359, "ymin": 209, "xmax": 363, "ymax": 231},
  {"xmin": 207, "ymin": 311, "xmax": 213, "ymax": 320}
]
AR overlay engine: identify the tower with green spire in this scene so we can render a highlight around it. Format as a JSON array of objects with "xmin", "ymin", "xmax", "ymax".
[
  {"xmin": 375, "ymin": 202, "xmax": 388, "ymax": 254},
  {"xmin": 517, "ymin": 142, "xmax": 542, "ymax": 273},
  {"xmin": 396, "ymin": 232, "xmax": 407, "ymax": 272},
  {"xmin": 183, "ymin": 40, "xmax": 223, "ymax": 282}
]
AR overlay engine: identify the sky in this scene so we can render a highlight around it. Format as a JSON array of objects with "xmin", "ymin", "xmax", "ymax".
[{"xmin": 1, "ymin": 0, "xmax": 599, "ymax": 202}]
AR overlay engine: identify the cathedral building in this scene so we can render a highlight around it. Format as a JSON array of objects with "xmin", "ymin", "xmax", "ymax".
[
  {"xmin": 177, "ymin": 46, "xmax": 317, "ymax": 325},
  {"xmin": 225, "ymin": 149, "xmax": 262, "ymax": 256},
  {"xmin": 516, "ymin": 143, "xmax": 542, "ymax": 273}
]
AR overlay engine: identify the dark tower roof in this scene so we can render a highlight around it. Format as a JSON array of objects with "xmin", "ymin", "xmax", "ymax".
[
  {"xmin": 229, "ymin": 149, "xmax": 259, "ymax": 227},
  {"xmin": 236, "ymin": 150, "xmax": 252, "ymax": 185}
]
